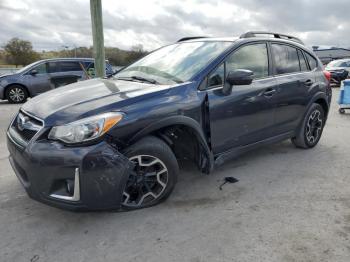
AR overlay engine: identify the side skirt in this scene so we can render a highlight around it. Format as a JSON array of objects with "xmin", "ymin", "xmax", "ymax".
[{"xmin": 214, "ymin": 131, "xmax": 295, "ymax": 167}]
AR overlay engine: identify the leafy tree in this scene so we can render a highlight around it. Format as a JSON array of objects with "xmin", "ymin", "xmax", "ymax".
[{"xmin": 4, "ymin": 38, "xmax": 40, "ymax": 67}]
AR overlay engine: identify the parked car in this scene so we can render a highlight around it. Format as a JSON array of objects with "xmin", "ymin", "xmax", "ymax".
[
  {"xmin": 0, "ymin": 58, "xmax": 114, "ymax": 103},
  {"xmin": 7, "ymin": 32, "xmax": 332, "ymax": 211},
  {"xmin": 325, "ymin": 59, "xmax": 350, "ymax": 86}
]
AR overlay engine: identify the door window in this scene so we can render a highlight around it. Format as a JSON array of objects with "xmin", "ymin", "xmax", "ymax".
[
  {"xmin": 305, "ymin": 53, "xmax": 318, "ymax": 70},
  {"xmin": 272, "ymin": 44, "xmax": 300, "ymax": 74},
  {"xmin": 32, "ymin": 63, "xmax": 47, "ymax": 74},
  {"xmin": 297, "ymin": 50, "xmax": 308, "ymax": 71},
  {"xmin": 226, "ymin": 43, "xmax": 269, "ymax": 79},
  {"xmin": 59, "ymin": 61, "xmax": 82, "ymax": 72},
  {"xmin": 208, "ymin": 63, "xmax": 225, "ymax": 87},
  {"xmin": 48, "ymin": 62, "xmax": 60, "ymax": 73}
]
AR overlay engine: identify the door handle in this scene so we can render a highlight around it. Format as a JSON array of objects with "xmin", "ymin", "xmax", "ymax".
[
  {"xmin": 304, "ymin": 79, "xmax": 314, "ymax": 87},
  {"xmin": 263, "ymin": 88, "xmax": 276, "ymax": 97}
]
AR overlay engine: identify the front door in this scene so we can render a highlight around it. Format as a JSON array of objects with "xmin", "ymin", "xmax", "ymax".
[
  {"xmin": 207, "ymin": 43, "xmax": 278, "ymax": 154},
  {"xmin": 22, "ymin": 62, "xmax": 51, "ymax": 95}
]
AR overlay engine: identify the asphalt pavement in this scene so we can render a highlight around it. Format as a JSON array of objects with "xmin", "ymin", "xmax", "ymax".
[{"xmin": 1, "ymin": 90, "xmax": 350, "ymax": 262}]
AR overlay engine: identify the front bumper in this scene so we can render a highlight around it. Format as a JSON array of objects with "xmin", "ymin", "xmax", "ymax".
[{"xmin": 7, "ymin": 132, "xmax": 133, "ymax": 211}]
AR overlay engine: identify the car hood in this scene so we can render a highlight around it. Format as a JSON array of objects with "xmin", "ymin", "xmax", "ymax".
[{"xmin": 22, "ymin": 78, "xmax": 174, "ymax": 125}]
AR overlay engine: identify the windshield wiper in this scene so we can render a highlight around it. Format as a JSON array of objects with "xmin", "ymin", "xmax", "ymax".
[{"xmin": 116, "ymin": 76, "xmax": 159, "ymax": 84}]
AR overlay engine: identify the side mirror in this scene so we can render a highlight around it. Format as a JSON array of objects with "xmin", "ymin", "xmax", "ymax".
[
  {"xmin": 222, "ymin": 69, "xmax": 254, "ymax": 95},
  {"xmin": 30, "ymin": 69, "xmax": 38, "ymax": 75}
]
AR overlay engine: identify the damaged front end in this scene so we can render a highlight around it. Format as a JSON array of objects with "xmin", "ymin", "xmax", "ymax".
[{"xmin": 7, "ymin": 131, "xmax": 134, "ymax": 211}]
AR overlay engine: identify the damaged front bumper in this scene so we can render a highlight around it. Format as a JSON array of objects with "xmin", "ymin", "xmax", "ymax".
[{"xmin": 7, "ymin": 132, "xmax": 133, "ymax": 211}]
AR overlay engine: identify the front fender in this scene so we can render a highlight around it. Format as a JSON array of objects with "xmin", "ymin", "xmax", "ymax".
[{"xmin": 130, "ymin": 116, "xmax": 214, "ymax": 173}]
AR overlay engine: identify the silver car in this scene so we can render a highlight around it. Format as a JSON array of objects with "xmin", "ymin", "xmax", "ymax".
[{"xmin": 0, "ymin": 58, "xmax": 114, "ymax": 103}]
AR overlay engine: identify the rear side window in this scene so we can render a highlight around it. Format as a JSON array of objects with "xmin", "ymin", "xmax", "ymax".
[
  {"xmin": 226, "ymin": 43, "xmax": 269, "ymax": 79},
  {"xmin": 305, "ymin": 53, "xmax": 318, "ymax": 70},
  {"xmin": 272, "ymin": 44, "xmax": 300, "ymax": 74},
  {"xmin": 59, "ymin": 62, "xmax": 82, "ymax": 72},
  {"xmin": 297, "ymin": 50, "xmax": 308, "ymax": 71}
]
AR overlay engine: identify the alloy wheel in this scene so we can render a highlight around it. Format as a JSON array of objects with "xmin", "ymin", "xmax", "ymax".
[
  {"xmin": 9, "ymin": 88, "xmax": 25, "ymax": 102},
  {"xmin": 122, "ymin": 155, "xmax": 169, "ymax": 208},
  {"xmin": 306, "ymin": 109, "xmax": 323, "ymax": 144}
]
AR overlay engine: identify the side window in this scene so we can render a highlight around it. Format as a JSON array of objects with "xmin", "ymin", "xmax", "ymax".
[
  {"xmin": 59, "ymin": 62, "xmax": 82, "ymax": 72},
  {"xmin": 297, "ymin": 50, "xmax": 308, "ymax": 71},
  {"xmin": 305, "ymin": 53, "xmax": 318, "ymax": 70},
  {"xmin": 33, "ymin": 63, "xmax": 47, "ymax": 74},
  {"xmin": 48, "ymin": 62, "xmax": 60, "ymax": 73},
  {"xmin": 86, "ymin": 62, "xmax": 95, "ymax": 77},
  {"xmin": 272, "ymin": 44, "xmax": 300, "ymax": 74},
  {"xmin": 226, "ymin": 43, "xmax": 269, "ymax": 79},
  {"xmin": 208, "ymin": 63, "xmax": 225, "ymax": 87}
]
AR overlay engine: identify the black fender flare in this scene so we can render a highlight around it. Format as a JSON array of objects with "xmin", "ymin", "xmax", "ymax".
[
  {"xmin": 308, "ymin": 92, "xmax": 330, "ymax": 118},
  {"xmin": 129, "ymin": 116, "xmax": 214, "ymax": 173}
]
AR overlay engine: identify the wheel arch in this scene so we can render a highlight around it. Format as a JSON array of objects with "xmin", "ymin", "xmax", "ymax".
[
  {"xmin": 4, "ymin": 83, "xmax": 30, "ymax": 99},
  {"xmin": 129, "ymin": 116, "xmax": 214, "ymax": 174},
  {"xmin": 307, "ymin": 92, "xmax": 330, "ymax": 120}
]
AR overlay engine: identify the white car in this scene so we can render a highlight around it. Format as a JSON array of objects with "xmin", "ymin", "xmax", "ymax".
[{"xmin": 326, "ymin": 59, "xmax": 350, "ymax": 73}]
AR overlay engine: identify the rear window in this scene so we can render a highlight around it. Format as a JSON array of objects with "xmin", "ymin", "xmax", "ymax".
[
  {"xmin": 305, "ymin": 53, "xmax": 318, "ymax": 70},
  {"xmin": 272, "ymin": 44, "xmax": 300, "ymax": 74}
]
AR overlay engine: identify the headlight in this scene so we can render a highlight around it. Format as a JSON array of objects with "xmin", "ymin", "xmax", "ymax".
[{"xmin": 48, "ymin": 112, "xmax": 123, "ymax": 144}]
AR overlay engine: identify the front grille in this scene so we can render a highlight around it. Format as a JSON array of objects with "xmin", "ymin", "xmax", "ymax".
[
  {"xmin": 10, "ymin": 111, "xmax": 44, "ymax": 143},
  {"xmin": 13, "ymin": 124, "xmax": 38, "ymax": 141}
]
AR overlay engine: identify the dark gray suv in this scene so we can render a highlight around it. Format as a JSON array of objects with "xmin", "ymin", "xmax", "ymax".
[
  {"xmin": 0, "ymin": 58, "xmax": 114, "ymax": 103},
  {"xmin": 7, "ymin": 32, "xmax": 332, "ymax": 211}
]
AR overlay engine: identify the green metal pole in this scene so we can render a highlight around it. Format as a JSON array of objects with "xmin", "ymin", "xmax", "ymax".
[{"xmin": 90, "ymin": 0, "xmax": 106, "ymax": 77}]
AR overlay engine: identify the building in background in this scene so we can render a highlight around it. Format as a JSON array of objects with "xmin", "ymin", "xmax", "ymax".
[{"xmin": 313, "ymin": 46, "xmax": 350, "ymax": 64}]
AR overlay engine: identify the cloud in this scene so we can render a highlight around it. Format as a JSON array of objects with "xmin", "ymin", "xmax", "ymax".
[{"xmin": 0, "ymin": 0, "xmax": 349, "ymax": 51}]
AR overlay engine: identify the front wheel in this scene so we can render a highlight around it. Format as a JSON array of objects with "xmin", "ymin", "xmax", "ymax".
[
  {"xmin": 6, "ymin": 85, "xmax": 28, "ymax": 103},
  {"xmin": 121, "ymin": 136, "xmax": 179, "ymax": 210},
  {"xmin": 292, "ymin": 103, "xmax": 325, "ymax": 149}
]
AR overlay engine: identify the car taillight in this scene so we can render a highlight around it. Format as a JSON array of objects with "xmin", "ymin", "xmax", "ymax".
[{"xmin": 323, "ymin": 70, "xmax": 331, "ymax": 82}]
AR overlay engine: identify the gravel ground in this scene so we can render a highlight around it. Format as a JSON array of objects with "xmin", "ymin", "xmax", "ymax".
[{"xmin": 1, "ymin": 89, "xmax": 350, "ymax": 262}]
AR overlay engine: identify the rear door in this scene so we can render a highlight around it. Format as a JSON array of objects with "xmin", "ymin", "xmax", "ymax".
[
  {"xmin": 207, "ymin": 42, "xmax": 279, "ymax": 154},
  {"xmin": 49, "ymin": 61, "xmax": 84, "ymax": 88},
  {"xmin": 270, "ymin": 43, "xmax": 313, "ymax": 134}
]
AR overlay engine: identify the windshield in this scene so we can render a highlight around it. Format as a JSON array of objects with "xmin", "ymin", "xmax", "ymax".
[
  {"xmin": 16, "ymin": 61, "xmax": 42, "ymax": 74},
  {"xmin": 116, "ymin": 41, "xmax": 232, "ymax": 84}
]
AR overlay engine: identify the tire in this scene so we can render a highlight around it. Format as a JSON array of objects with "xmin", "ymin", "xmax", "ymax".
[
  {"xmin": 121, "ymin": 136, "xmax": 179, "ymax": 210},
  {"xmin": 5, "ymin": 85, "xmax": 28, "ymax": 103},
  {"xmin": 339, "ymin": 108, "xmax": 345, "ymax": 114},
  {"xmin": 292, "ymin": 103, "xmax": 325, "ymax": 149}
]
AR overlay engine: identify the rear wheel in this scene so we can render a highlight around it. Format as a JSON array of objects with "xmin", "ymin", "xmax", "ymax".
[
  {"xmin": 292, "ymin": 103, "xmax": 325, "ymax": 148},
  {"xmin": 121, "ymin": 136, "xmax": 179, "ymax": 210},
  {"xmin": 6, "ymin": 85, "xmax": 28, "ymax": 103}
]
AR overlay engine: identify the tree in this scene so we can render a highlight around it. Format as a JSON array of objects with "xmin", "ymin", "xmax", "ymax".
[{"xmin": 4, "ymin": 38, "xmax": 40, "ymax": 67}]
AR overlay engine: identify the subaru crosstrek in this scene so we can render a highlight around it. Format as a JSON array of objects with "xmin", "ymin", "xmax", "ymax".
[{"xmin": 7, "ymin": 32, "xmax": 332, "ymax": 211}]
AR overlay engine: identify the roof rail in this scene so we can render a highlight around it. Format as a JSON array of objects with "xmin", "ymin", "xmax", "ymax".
[
  {"xmin": 240, "ymin": 31, "xmax": 304, "ymax": 45},
  {"xmin": 177, "ymin": 36, "xmax": 208, "ymax": 42}
]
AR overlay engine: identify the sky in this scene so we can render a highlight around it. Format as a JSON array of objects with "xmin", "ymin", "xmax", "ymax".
[{"xmin": 0, "ymin": 0, "xmax": 349, "ymax": 51}]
